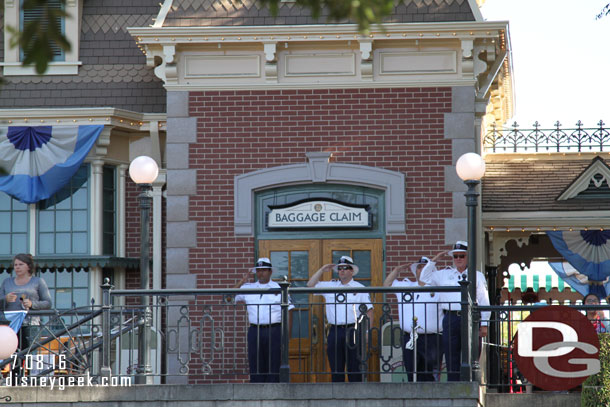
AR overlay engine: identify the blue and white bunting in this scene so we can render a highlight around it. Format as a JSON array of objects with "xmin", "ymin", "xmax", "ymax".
[
  {"xmin": 0, "ymin": 125, "xmax": 103, "ymax": 203},
  {"xmin": 547, "ymin": 230, "xmax": 610, "ymax": 297},
  {"xmin": 4, "ymin": 310, "xmax": 27, "ymax": 334}
]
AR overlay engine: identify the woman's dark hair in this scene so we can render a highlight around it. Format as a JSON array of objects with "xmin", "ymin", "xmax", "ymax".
[
  {"xmin": 584, "ymin": 293, "xmax": 601, "ymax": 303},
  {"xmin": 13, "ymin": 253, "xmax": 35, "ymax": 276}
]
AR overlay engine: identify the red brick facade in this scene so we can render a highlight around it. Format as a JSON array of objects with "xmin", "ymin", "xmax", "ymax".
[{"xmin": 187, "ymin": 87, "xmax": 455, "ymax": 287}]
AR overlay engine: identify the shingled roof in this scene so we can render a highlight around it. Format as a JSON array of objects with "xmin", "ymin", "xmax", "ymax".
[
  {"xmin": 163, "ymin": 0, "xmax": 476, "ymax": 27},
  {"xmin": 482, "ymin": 156, "xmax": 610, "ymax": 212}
]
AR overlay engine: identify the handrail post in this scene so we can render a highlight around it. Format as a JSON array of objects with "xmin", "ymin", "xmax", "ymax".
[
  {"xmin": 279, "ymin": 278, "xmax": 290, "ymax": 383},
  {"xmin": 459, "ymin": 280, "xmax": 472, "ymax": 381},
  {"xmin": 101, "ymin": 278, "xmax": 112, "ymax": 379}
]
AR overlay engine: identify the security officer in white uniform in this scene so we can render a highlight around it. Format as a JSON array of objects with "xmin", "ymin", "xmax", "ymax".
[
  {"xmin": 419, "ymin": 241, "xmax": 490, "ymax": 381},
  {"xmin": 235, "ymin": 257, "xmax": 294, "ymax": 382},
  {"xmin": 384, "ymin": 256, "xmax": 443, "ymax": 381},
  {"xmin": 307, "ymin": 255, "xmax": 373, "ymax": 382}
]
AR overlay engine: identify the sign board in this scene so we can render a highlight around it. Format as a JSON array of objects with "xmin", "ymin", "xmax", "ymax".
[
  {"xmin": 513, "ymin": 305, "xmax": 600, "ymax": 391},
  {"xmin": 267, "ymin": 199, "xmax": 371, "ymax": 230}
]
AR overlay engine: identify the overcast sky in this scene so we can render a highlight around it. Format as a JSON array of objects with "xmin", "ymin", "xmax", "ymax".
[{"xmin": 481, "ymin": 0, "xmax": 610, "ymax": 129}]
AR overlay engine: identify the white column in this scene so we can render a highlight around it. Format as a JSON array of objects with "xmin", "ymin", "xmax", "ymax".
[
  {"xmin": 89, "ymin": 160, "xmax": 104, "ymax": 306},
  {"xmin": 90, "ymin": 160, "xmax": 104, "ymax": 256},
  {"xmin": 28, "ymin": 204, "xmax": 36, "ymax": 254}
]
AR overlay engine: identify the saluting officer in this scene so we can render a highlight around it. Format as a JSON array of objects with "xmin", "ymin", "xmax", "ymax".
[
  {"xmin": 384, "ymin": 256, "xmax": 443, "ymax": 382},
  {"xmin": 419, "ymin": 241, "xmax": 490, "ymax": 381},
  {"xmin": 235, "ymin": 257, "xmax": 294, "ymax": 383},
  {"xmin": 307, "ymin": 255, "xmax": 373, "ymax": 382}
]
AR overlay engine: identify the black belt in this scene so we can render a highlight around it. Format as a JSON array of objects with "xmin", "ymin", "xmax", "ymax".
[
  {"xmin": 444, "ymin": 310, "xmax": 461, "ymax": 316},
  {"xmin": 250, "ymin": 323, "xmax": 281, "ymax": 328},
  {"xmin": 330, "ymin": 324, "xmax": 356, "ymax": 328}
]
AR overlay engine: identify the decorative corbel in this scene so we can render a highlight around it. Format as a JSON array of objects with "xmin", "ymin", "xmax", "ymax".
[
  {"xmin": 263, "ymin": 42, "xmax": 277, "ymax": 83},
  {"xmin": 359, "ymin": 40, "xmax": 373, "ymax": 81},
  {"xmin": 93, "ymin": 126, "xmax": 113, "ymax": 157},
  {"xmin": 152, "ymin": 44, "xmax": 177, "ymax": 84},
  {"xmin": 461, "ymin": 39, "xmax": 474, "ymax": 79}
]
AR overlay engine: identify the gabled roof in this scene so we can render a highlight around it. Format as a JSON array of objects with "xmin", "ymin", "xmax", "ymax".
[
  {"xmin": 557, "ymin": 156, "xmax": 610, "ymax": 201},
  {"xmin": 482, "ymin": 156, "xmax": 610, "ymax": 212},
  {"xmin": 163, "ymin": 0, "xmax": 478, "ymax": 27}
]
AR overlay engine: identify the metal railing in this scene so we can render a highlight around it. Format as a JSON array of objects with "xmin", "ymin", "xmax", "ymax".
[
  {"xmin": 7, "ymin": 282, "xmax": 607, "ymax": 391},
  {"xmin": 483, "ymin": 121, "xmax": 610, "ymax": 153},
  {"xmin": 98, "ymin": 281, "xmax": 473, "ymax": 383}
]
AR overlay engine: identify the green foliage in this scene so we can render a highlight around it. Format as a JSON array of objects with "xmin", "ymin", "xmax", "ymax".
[
  {"xmin": 7, "ymin": 0, "xmax": 71, "ymax": 75},
  {"xmin": 258, "ymin": 0, "xmax": 394, "ymax": 35},
  {"xmin": 582, "ymin": 333, "xmax": 610, "ymax": 407}
]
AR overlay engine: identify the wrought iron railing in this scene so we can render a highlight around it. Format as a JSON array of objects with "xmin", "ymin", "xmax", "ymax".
[
  {"xmin": 96, "ymin": 283, "xmax": 476, "ymax": 384},
  {"xmin": 483, "ymin": 121, "xmax": 610, "ymax": 153},
  {"xmin": 5, "ymin": 284, "xmax": 607, "ymax": 391}
]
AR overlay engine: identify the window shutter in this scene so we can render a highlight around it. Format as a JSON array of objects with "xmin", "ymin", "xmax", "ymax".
[{"xmin": 20, "ymin": 0, "xmax": 65, "ymax": 61}]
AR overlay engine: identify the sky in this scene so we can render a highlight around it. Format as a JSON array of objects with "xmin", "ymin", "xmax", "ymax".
[{"xmin": 480, "ymin": 0, "xmax": 610, "ymax": 128}]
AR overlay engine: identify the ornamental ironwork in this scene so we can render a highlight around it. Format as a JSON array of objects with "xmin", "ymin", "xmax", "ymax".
[{"xmin": 483, "ymin": 121, "xmax": 610, "ymax": 153}]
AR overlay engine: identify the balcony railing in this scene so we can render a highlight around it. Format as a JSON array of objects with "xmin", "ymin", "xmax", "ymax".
[
  {"xmin": 2, "ymin": 283, "xmax": 607, "ymax": 392},
  {"xmin": 483, "ymin": 121, "xmax": 610, "ymax": 153}
]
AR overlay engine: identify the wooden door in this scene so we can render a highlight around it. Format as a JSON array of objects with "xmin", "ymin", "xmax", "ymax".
[
  {"xmin": 259, "ymin": 238, "xmax": 383, "ymax": 382},
  {"xmin": 322, "ymin": 239, "xmax": 383, "ymax": 382},
  {"xmin": 258, "ymin": 239, "xmax": 321, "ymax": 382}
]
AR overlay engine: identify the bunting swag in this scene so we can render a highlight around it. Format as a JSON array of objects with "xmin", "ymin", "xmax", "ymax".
[
  {"xmin": 0, "ymin": 125, "xmax": 103, "ymax": 203},
  {"xmin": 547, "ymin": 230, "xmax": 610, "ymax": 297},
  {"xmin": 548, "ymin": 262, "xmax": 610, "ymax": 299}
]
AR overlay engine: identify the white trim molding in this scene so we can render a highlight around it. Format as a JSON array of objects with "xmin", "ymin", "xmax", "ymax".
[{"xmin": 234, "ymin": 154, "xmax": 406, "ymax": 236}]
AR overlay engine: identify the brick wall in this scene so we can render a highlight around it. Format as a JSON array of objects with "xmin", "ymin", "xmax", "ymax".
[
  {"xmin": 188, "ymin": 87, "xmax": 454, "ymax": 283},
  {"xmin": 125, "ymin": 174, "xmax": 160, "ymax": 291},
  {"xmin": 180, "ymin": 87, "xmax": 455, "ymax": 383}
]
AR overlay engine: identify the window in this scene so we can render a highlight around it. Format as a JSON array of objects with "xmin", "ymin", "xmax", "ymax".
[
  {"xmin": 2, "ymin": 0, "xmax": 81, "ymax": 75},
  {"xmin": 20, "ymin": 0, "xmax": 65, "ymax": 62},
  {"xmin": 0, "ymin": 193, "xmax": 29, "ymax": 255},
  {"xmin": 40, "ymin": 267, "xmax": 90, "ymax": 310},
  {"xmin": 103, "ymin": 166, "xmax": 116, "ymax": 255},
  {"xmin": 37, "ymin": 164, "xmax": 89, "ymax": 255}
]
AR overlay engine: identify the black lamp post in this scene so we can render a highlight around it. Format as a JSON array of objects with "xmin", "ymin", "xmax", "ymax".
[
  {"xmin": 129, "ymin": 155, "xmax": 159, "ymax": 385},
  {"xmin": 456, "ymin": 152, "xmax": 486, "ymax": 381}
]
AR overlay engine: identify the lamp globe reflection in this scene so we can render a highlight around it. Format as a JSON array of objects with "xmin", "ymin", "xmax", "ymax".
[
  {"xmin": 456, "ymin": 152, "xmax": 486, "ymax": 181},
  {"xmin": 129, "ymin": 156, "xmax": 159, "ymax": 184},
  {"xmin": 0, "ymin": 326, "xmax": 18, "ymax": 359}
]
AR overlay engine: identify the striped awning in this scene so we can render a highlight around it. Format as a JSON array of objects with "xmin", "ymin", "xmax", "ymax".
[{"xmin": 506, "ymin": 273, "xmax": 572, "ymax": 293}]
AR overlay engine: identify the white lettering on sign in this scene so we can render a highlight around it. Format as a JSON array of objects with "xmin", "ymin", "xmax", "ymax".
[{"xmin": 268, "ymin": 200, "xmax": 370, "ymax": 229}]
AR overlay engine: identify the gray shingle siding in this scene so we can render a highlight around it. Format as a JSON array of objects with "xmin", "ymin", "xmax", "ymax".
[
  {"xmin": 1, "ymin": 1, "xmax": 165, "ymax": 113},
  {"xmin": 164, "ymin": 0, "xmax": 476, "ymax": 26}
]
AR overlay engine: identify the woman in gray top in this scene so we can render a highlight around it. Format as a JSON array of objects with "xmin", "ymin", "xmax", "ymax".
[{"xmin": 0, "ymin": 253, "xmax": 52, "ymax": 349}]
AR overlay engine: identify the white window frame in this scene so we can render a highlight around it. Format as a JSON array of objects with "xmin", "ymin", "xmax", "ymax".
[{"xmin": 2, "ymin": 0, "xmax": 81, "ymax": 75}]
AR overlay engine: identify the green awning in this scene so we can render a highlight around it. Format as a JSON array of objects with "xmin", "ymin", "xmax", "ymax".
[{"xmin": 0, "ymin": 255, "xmax": 140, "ymax": 270}]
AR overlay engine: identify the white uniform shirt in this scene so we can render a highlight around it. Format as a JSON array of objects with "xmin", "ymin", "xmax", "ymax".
[
  {"xmin": 419, "ymin": 261, "xmax": 490, "ymax": 325},
  {"xmin": 234, "ymin": 281, "xmax": 294, "ymax": 325},
  {"xmin": 392, "ymin": 279, "xmax": 443, "ymax": 334},
  {"xmin": 314, "ymin": 280, "xmax": 373, "ymax": 325}
]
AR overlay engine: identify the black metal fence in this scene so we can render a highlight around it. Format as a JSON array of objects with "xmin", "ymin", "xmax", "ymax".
[
  {"xmin": 3, "ymin": 283, "xmax": 608, "ymax": 391},
  {"xmin": 483, "ymin": 121, "xmax": 610, "ymax": 153}
]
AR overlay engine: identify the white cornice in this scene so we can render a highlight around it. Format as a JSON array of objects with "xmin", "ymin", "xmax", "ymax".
[
  {"xmin": 163, "ymin": 78, "xmax": 478, "ymax": 91},
  {"xmin": 0, "ymin": 108, "xmax": 166, "ymax": 132},
  {"xmin": 129, "ymin": 21, "xmax": 510, "ymax": 44}
]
